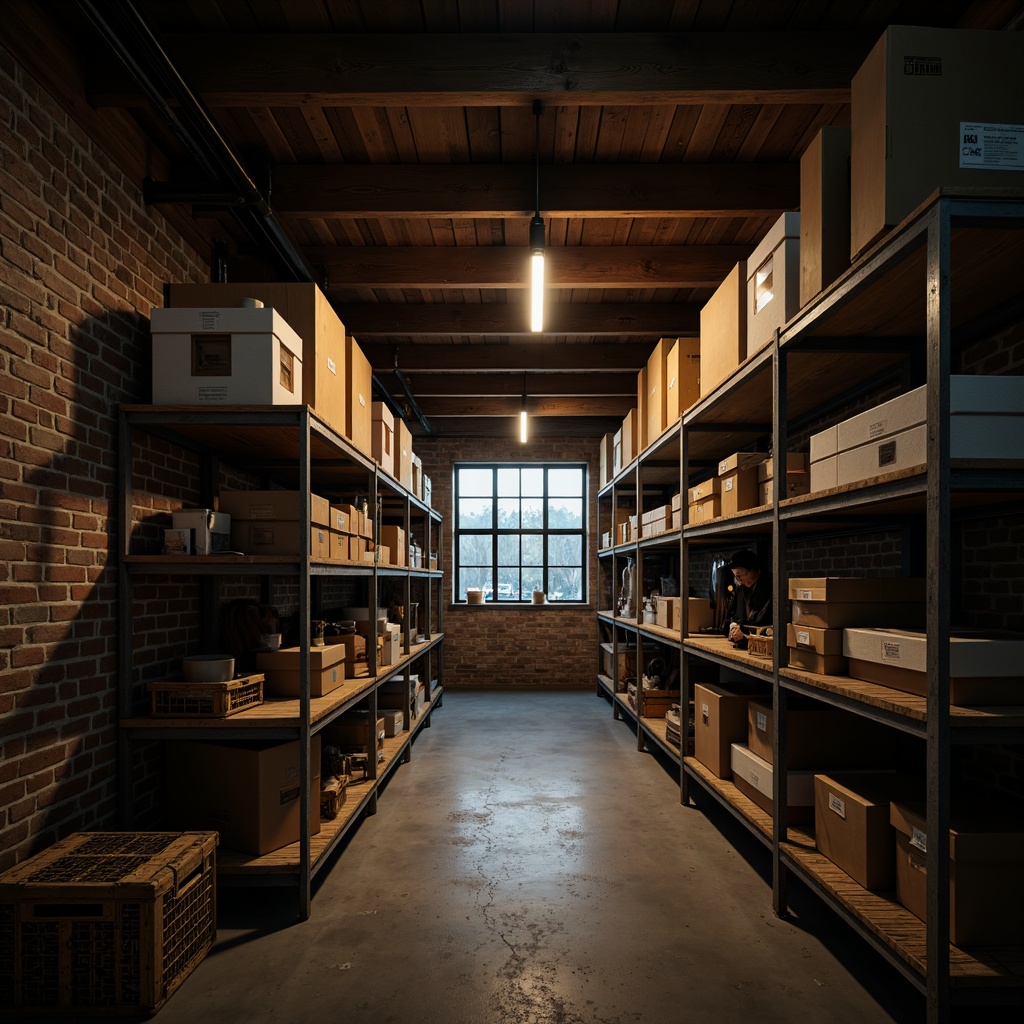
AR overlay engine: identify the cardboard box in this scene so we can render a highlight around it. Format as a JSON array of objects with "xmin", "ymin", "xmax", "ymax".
[
  {"xmin": 655, "ymin": 596, "xmax": 680, "ymax": 630},
  {"xmin": 599, "ymin": 432, "xmax": 615, "ymax": 487},
  {"xmin": 688, "ymin": 495, "xmax": 722, "ymax": 524},
  {"xmin": 787, "ymin": 622, "xmax": 847, "ymax": 676},
  {"xmin": 851, "ymin": 26, "xmax": 1024, "ymax": 259},
  {"xmin": 150, "ymin": 305, "xmax": 303, "ymax": 407},
  {"xmin": 757, "ymin": 453, "xmax": 809, "ymax": 482},
  {"xmin": 641, "ymin": 504, "xmax": 672, "ymax": 537},
  {"xmin": 809, "ymin": 424, "xmax": 838, "ymax": 463},
  {"xmin": 600, "ymin": 642, "xmax": 637, "ymax": 682},
  {"xmin": 844, "ymin": 627, "xmax": 1024, "ymax": 704},
  {"xmin": 746, "ymin": 211, "xmax": 800, "ymax": 357},
  {"xmin": 371, "ymin": 401, "xmax": 395, "ymax": 475},
  {"xmin": 814, "ymin": 772, "xmax": 903, "ymax": 890},
  {"xmin": 329, "ymin": 531, "xmax": 351, "ymax": 561},
  {"xmin": 645, "ymin": 338, "xmax": 673, "ymax": 444},
  {"xmin": 890, "ymin": 800, "xmax": 1024, "ymax": 946},
  {"xmin": 686, "ymin": 597, "xmax": 715, "ymax": 634},
  {"xmin": 760, "ymin": 475, "xmax": 810, "ymax": 505},
  {"xmin": 800, "ymin": 125, "xmax": 851, "ymax": 307},
  {"xmin": 346, "ymin": 335, "xmax": 373, "ymax": 456},
  {"xmin": 379, "ymin": 626, "xmax": 401, "ymax": 666},
  {"xmin": 324, "ymin": 712, "xmax": 385, "ymax": 753},
  {"xmin": 719, "ymin": 467, "xmax": 760, "ymax": 517},
  {"xmin": 789, "ymin": 577, "xmax": 925, "ymax": 630},
  {"xmin": 718, "ymin": 451, "xmax": 766, "ymax": 476},
  {"xmin": 256, "ymin": 644, "xmax": 346, "ymax": 698},
  {"xmin": 636, "ymin": 364, "xmax": 648, "ymax": 452},
  {"xmin": 747, "ymin": 698, "xmax": 895, "ymax": 769},
  {"xmin": 166, "ymin": 736, "xmax": 321, "ymax": 855},
  {"xmin": 166, "ymin": 282, "xmax": 346, "ymax": 435},
  {"xmin": 381, "ymin": 707, "xmax": 404, "ymax": 737},
  {"xmin": 231, "ymin": 521, "xmax": 331, "ymax": 560},
  {"xmin": 218, "ymin": 489, "xmax": 331, "ymax": 526},
  {"xmin": 613, "ymin": 429, "xmax": 623, "ymax": 474},
  {"xmin": 621, "ymin": 409, "xmax": 638, "ymax": 466},
  {"xmin": 792, "ymin": 600, "xmax": 925, "ymax": 631},
  {"xmin": 170, "ymin": 508, "xmax": 231, "ymax": 555},
  {"xmin": 396, "ymin": 418, "xmax": 413, "ymax": 491},
  {"xmin": 809, "ymin": 456, "xmax": 838, "ymax": 492},
  {"xmin": 672, "ymin": 337, "xmax": 701, "ymax": 418},
  {"xmin": 687, "ymin": 477, "xmax": 720, "ymax": 505},
  {"xmin": 380, "ymin": 525, "xmax": 406, "ymax": 566},
  {"xmin": 730, "ymin": 743, "xmax": 815, "ymax": 824},
  {"xmin": 694, "ymin": 683, "xmax": 755, "ymax": 779},
  {"xmin": 412, "ymin": 453, "xmax": 423, "ymax": 497},
  {"xmin": 700, "ymin": 261, "xmax": 746, "ymax": 397}
]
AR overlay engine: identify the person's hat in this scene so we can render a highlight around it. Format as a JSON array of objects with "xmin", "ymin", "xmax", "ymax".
[{"xmin": 725, "ymin": 549, "xmax": 760, "ymax": 571}]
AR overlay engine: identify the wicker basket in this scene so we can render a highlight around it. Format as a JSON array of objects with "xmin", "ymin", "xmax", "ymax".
[
  {"xmin": 147, "ymin": 674, "xmax": 264, "ymax": 717},
  {"xmin": 746, "ymin": 628, "xmax": 773, "ymax": 659}
]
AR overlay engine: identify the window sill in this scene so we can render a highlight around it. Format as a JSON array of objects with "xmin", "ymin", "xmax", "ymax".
[{"xmin": 449, "ymin": 602, "xmax": 593, "ymax": 610}]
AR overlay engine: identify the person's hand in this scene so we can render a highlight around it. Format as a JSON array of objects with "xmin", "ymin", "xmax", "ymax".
[{"xmin": 728, "ymin": 622, "xmax": 744, "ymax": 643}]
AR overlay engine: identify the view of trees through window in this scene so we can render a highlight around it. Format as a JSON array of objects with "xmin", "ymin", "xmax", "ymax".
[{"xmin": 455, "ymin": 463, "xmax": 587, "ymax": 602}]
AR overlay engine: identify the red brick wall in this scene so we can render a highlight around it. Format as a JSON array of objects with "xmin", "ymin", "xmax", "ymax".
[
  {"xmin": 0, "ymin": 46, "xmax": 213, "ymax": 869},
  {"xmin": 416, "ymin": 433, "xmax": 600, "ymax": 688}
]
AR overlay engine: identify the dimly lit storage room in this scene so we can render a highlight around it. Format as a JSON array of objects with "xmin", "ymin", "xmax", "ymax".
[{"xmin": 2, "ymin": 4, "xmax": 1023, "ymax": 1023}]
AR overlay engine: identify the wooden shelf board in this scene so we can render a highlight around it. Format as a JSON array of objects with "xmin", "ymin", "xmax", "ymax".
[{"xmin": 682, "ymin": 756, "xmax": 773, "ymax": 843}]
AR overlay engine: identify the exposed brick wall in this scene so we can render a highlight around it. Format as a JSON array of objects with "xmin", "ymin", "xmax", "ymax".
[
  {"xmin": 0, "ymin": 46, "xmax": 215, "ymax": 869},
  {"xmin": 416, "ymin": 433, "xmax": 600, "ymax": 688}
]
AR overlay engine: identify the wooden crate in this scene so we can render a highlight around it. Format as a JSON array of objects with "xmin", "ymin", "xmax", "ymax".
[
  {"xmin": 746, "ymin": 629, "xmax": 774, "ymax": 660},
  {"xmin": 0, "ymin": 831, "xmax": 217, "ymax": 1016},
  {"xmin": 147, "ymin": 674, "xmax": 264, "ymax": 717}
]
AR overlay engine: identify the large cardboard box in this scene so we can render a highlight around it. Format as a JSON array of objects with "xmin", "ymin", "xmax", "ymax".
[
  {"xmin": 814, "ymin": 772, "xmax": 905, "ymax": 890},
  {"xmin": 786, "ymin": 622, "xmax": 847, "ymax": 676},
  {"xmin": 747, "ymin": 698, "xmax": 895, "ymax": 769},
  {"xmin": 599, "ymin": 432, "xmax": 616, "ymax": 487},
  {"xmin": 396, "ymin": 418, "xmax": 413, "ymax": 491},
  {"xmin": 231, "ymin": 521, "xmax": 331, "ymax": 559},
  {"xmin": 256, "ymin": 644, "xmax": 346, "ymax": 698},
  {"xmin": 694, "ymin": 683, "xmax": 757, "ymax": 779},
  {"xmin": 672, "ymin": 337, "xmax": 701, "ymax": 417},
  {"xmin": 687, "ymin": 495, "xmax": 722, "ymax": 524},
  {"xmin": 380, "ymin": 524, "xmax": 407, "ymax": 567},
  {"xmin": 324, "ymin": 712, "xmax": 386, "ymax": 753},
  {"xmin": 166, "ymin": 736, "xmax": 321, "ymax": 855},
  {"xmin": 730, "ymin": 743, "xmax": 815, "ymax": 824},
  {"xmin": 170, "ymin": 508, "xmax": 231, "ymax": 555},
  {"xmin": 645, "ymin": 338, "xmax": 673, "ymax": 444},
  {"xmin": 371, "ymin": 401, "xmax": 395, "ymax": 476},
  {"xmin": 844, "ymin": 627, "xmax": 1024, "ymax": 704},
  {"xmin": 150, "ymin": 305, "xmax": 303, "ymax": 407},
  {"xmin": 686, "ymin": 597, "xmax": 715, "ymax": 634},
  {"xmin": 851, "ymin": 26, "xmax": 1024, "ymax": 259},
  {"xmin": 600, "ymin": 642, "xmax": 636, "ymax": 683},
  {"xmin": 890, "ymin": 800, "xmax": 1024, "ymax": 946},
  {"xmin": 687, "ymin": 476, "xmax": 720, "ymax": 505},
  {"xmin": 636, "ymin": 364, "xmax": 648, "ymax": 453},
  {"xmin": 746, "ymin": 211, "xmax": 800, "ymax": 357},
  {"xmin": 789, "ymin": 575, "xmax": 925, "ymax": 631},
  {"xmin": 718, "ymin": 451, "xmax": 766, "ymax": 476},
  {"xmin": 621, "ymin": 408, "xmax": 639, "ymax": 465},
  {"xmin": 655, "ymin": 596, "xmax": 680, "ymax": 630},
  {"xmin": 719, "ymin": 466, "xmax": 760, "ymax": 517},
  {"xmin": 800, "ymin": 125, "xmax": 851, "ymax": 306},
  {"xmin": 700, "ymin": 261, "xmax": 747, "ymax": 397},
  {"xmin": 613, "ymin": 428, "xmax": 623, "ymax": 474},
  {"xmin": 218, "ymin": 489, "xmax": 331, "ymax": 526},
  {"xmin": 346, "ymin": 335, "xmax": 373, "ymax": 456},
  {"xmin": 167, "ymin": 282, "xmax": 346, "ymax": 433}
]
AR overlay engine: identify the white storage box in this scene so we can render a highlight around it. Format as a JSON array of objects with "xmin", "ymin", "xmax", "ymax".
[
  {"xmin": 746, "ymin": 211, "xmax": 800, "ymax": 357},
  {"xmin": 150, "ymin": 305, "xmax": 303, "ymax": 406},
  {"xmin": 729, "ymin": 743, "xmax": 816, "ymax": 824},
  {"xmin": 170, "ymin": 508, "xmax": 231, "ymax": 555}
]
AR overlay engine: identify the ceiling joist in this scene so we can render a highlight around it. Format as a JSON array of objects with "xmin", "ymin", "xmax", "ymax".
[{"xmin": 360, "ymin": 342, "xmax": 657, "ymax": 373}]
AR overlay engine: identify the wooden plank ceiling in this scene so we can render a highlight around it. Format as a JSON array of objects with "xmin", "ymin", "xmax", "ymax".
[{"xmin": 11, "ymin": 0, "xmax": 1024, "ymax": 437}]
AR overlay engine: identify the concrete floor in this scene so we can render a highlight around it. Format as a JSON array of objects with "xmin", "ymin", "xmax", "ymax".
[{"xmin": 153, "ymin": 690, "xmax": 925, "ymax": 1024}]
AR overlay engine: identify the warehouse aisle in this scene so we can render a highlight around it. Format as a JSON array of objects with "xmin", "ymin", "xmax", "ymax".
[{"xmin": 153, "ymin": 691, "xmax": 921, "ymax": 1024}]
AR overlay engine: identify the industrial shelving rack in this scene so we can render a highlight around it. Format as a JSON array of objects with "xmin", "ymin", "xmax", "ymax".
[
  {"xmin": 598, "ymin": 192, "xmax": 1024, "ymax": 1022},
  {"xmin": 117, "ymin": 404, "xmax": 444, "ymax": 920}
]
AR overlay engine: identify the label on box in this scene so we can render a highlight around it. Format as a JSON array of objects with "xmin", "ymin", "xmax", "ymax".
[
  {"xmin": 755, "ymin": 710, "xmax": 768, "ymax": 734},
  {"xmin": 197, "ymin": 385, "xmax": 230, "ymax": 401},
  {"xmin": 828, "ymin": 792, "xmax": 846, "ymax": 819},
  {"xmin": 878, "ymin": 439, "xmax": 897, "ymax": 467},
  {"xmin": 960, "ymin": 122, "xmax": 1024, "ymax": 170},
  {"xmin": 797, "ymin": 588, "xmax": 813, "ymax": 600},
  {"xmin": 910, "ymin": 826, "xmax": 928, "ymax": 853},
  {"xmin": 327, "ymin": 357, "xmax": 337, "ymax": 375},
  {"xmin": 902, "ymin": 54, "xmax": 941, "ymax": 77},
  {"xmin": 796, "ymin": 629, "xmax": 811, "ymax": 646},
  {"xmin": 750, "ymin": 769, "xmax": 760, "ymax": 787},
  {"xmin": 882, "ymin": 640, "xmax": 903, "ymax": 662},
  {"xmin": 701, "ymin": 702, "xmax": 709, "ymax": 724},
  {"xmin": 724, "ymin": 478, "xmax": 734, "ymax": 492},
  {"xmin": 868, "ymin": 418, "xmax": 889, "ymax": 440}
]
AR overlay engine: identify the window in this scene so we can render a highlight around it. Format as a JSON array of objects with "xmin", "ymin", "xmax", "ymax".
[{"xmin": 454, "ymin": 463, "xmax": 587, "ymax": 603}]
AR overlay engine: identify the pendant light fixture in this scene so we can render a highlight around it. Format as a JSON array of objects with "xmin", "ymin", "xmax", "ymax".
[
  {"xmin": 529, "ymin": 100, "xmax": 545, "ymax": 333},
  {"xmin": 520, "ymin": 373, "xmax": 529, "ymax": 444}
]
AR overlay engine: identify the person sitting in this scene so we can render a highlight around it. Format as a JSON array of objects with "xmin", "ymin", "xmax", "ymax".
[{"xmin": 721, "ymin": 548, "xmax": 771, "ymax": 648}]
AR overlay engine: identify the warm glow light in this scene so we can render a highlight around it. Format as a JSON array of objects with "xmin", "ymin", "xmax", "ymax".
[
  {"xmin": 530, "ymin": 250, "xmax": 544, "ymax": 332},
  {"xmin": 519, "ymin": 407, "xmax": 528, "ymax": 443}
]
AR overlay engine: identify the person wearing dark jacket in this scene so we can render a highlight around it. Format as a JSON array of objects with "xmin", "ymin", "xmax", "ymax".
[{"xmin": 721, "ymin": 548, "xmax": 771, "ymax": 648}]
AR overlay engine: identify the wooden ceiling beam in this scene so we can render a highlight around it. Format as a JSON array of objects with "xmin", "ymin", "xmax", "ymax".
[
  {"xmin": 275, "ymin": 163, "xmax": 797, "ymax": 218},
  {"xmin": 340, "ymin": 303, "xmax": 697, "ymax": 336},
  {"xmin": 89, "ymin": 32, "xmax": 873, "ymax": 106},
  {"xmin": 360, "ymin": 342, "xmax": 657, "ymax": 372},
  {"xmin": 401, "ymin": 395, "xmax": 636, "ymax": 417},
  {"xmin": 411, "ymin": 416, "xmax": 618, "ymax": 439},
  {"xmin": 308, "ymin": 244, "xmax": 749, "ymax": 288},
  {"xmin": 377, "ymin": 371, "xmax": 637, "ymax": 396}
]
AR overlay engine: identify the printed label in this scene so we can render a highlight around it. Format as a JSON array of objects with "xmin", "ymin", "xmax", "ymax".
[
  {"xmin": 960, "ymin": 122, "xmax": 1024, "ymax": 170},
  {"xmin": 750, "ymin": 770, "xmax": 759, "ymax": 787},
  {"xmin": 877, "ymin": 439, "xmax": 897, "ymax": 467},
  {"xmin": 248, "ymin": 503, "xmax": 277, "ymax": 520},
  {"xmin": 882, "ymin": 640, "xmax": 903, "ymax": 663},
  {"xmin": 910, "ymin": 826, "xmax": 928, "ymax": 853},
  {"xmin": 718, "ymin": 460, "xmax": 729, "ymax": 475},
  {"xmin": 796, "ymin": 629, "xmax": 810, "ymax": 646},
  {"xmin": 755, "ymin": 710, "xmax": 768, "ymax": 734},
  {"xmin": 327, "ymin": 356, "xmax": 337, "ymax": 375},
  {"xmin": 198, "ymin": 310, "xmax": 222, "ymax": 329},
  {"xmin": 725, "ymin": 478, "xmax": 734, "ymax": 492},
  {"xmin": 828, "ymin": 793, "xmax": 846, "ymax": 819},
  {"xmin": 798, "ymin": 589, "xmax": 812, "ymax": 600},
  {"xmin": 701, "ymin": 702, "xmax": 709, "ymax": 725},
  {"xmin": 359, "ymin": 393, "xmax": 366, "ymax": 407},
  {"xmin": 196, "ymin": 386, "xmax": 230, "ymax": 402},
  {"xmin": 867, "ymin": 418, "xmax": 888, "ymax": 440},
  {"xmin": 903, "ymin": 54, "xmax": 942, "ymax": 76}
]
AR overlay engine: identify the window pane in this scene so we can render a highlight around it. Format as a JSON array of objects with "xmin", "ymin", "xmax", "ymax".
[
  {"xmin": 549, "ymin": 467, "xmax": 583, "ymax": 496},
  {"xmin": 521, "ymin": 498, "xmax": 543, "ymax": 528},
  {"xmin": 459, "ymin": 567, "xmax": 491, "ymax": 601},
  {"xmin": 496, "ymin": 570, "xmax": 520, "ymax": 601},
  {"xmin": 522, "ymin": 533, "xmax": 543, "ymax": 565},
  {"xmin": 459, "ymin": 498, "xmax": 492, "ymax": 529},
  {"xmin": 497, "ymin": 467, "xmax": 520, "ymax": 496},
  {"xmin": 497, "ymin": 535, "xmax": 519, "ymax": 566},
  {"xmin": 521, "ymin": 467, "xmax": 544, "ymax": 496},
  {"xmin": 548, "ymin": 497, "xmax": 582, "ymax": 528},
  {"xmin": 548, "ymin": 534, "xmax": 582, "ymax": 566},
  {"xmin": 522, "ymin": 567, "xmax": 543, "ymax": 595},
  {"xmin": 459, "ymin": 467, "xmax": 493, "ymax": 497},
  {"xmin": 459, "ymin": 534, "xmax": 491, "ymax": 565},
  {"xmin": 549, "ymin": 567, "xmax": 582, "ymax": 601},
  {"xmin": 497, "ymin": 498, "xmax": 520, "ymax": 528}
]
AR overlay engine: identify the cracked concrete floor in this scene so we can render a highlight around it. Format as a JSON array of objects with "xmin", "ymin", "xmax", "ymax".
[{"xmin": 151, "ymin": 690, "xmax": 925, "ymax": 1024}]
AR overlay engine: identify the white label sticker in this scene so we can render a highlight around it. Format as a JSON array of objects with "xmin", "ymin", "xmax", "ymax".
[
  {"xmin": 718, "ymin": 460, "xmax": 728, "ymax": 475},
  {"xmin": 796, "ymin": 629, "xmax": 810, "ymax": 646},
  {"xmin": 798, "ymin": 589, "xmax": 812, "ymax": 600},
  {"xmin": 828, "ymin": 793, "xmax": 846, "ymax": 819},
  {"xmin": 198, "ymin": 310, "xmax": 222, "ymax": 330},
  {"xmin": 882, "ymin": 640, "xmax": 903, "ymax": 663},
  {"xmin": 750, "ymin": 770, "xmax": 759, "ymax": 787},
  {"xmin": 327, "ymin": 357, "xmax": 337, "ymax": 375},
  {"xmin": 725, "ymin": 478, "xmax": 734, "ymax": 492},
  {"xmin": 359, "ymin": 393, "xmax": 366, "ymax": 408},
  {"xmin": 867, "ymin": 417, "xmax": 888, "ymax": 440},
  {"xmin": 910, "ymin": 826, "xmax": 928, "ymax": 853},
  {"xmin": 755, "ymin": 710, "xmax": 768, "ymax": 733},
  {"xmin": 960, "ymin": 122, "xmax": 1024, "ymax": 170},
  {"xmin": 701, "ymin": 702, "xmax": 709, "ymax": 724}
]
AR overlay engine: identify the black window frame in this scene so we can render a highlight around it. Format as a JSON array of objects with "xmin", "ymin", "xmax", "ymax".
[{"xmin": 453, "ymin": 461, "xmax": 589, "ymax": 605}]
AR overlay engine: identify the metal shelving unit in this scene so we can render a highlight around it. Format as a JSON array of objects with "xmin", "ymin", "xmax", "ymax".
[{"xmin": 117, "ymin": 404, "xmax": 444, "ymax": 919}]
